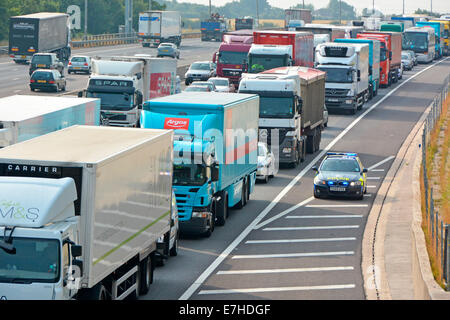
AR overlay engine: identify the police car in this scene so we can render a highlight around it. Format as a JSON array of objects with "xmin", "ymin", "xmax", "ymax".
[{"xmin": 312, "ymin": 152, "xmax": 368, "ymax": 200}]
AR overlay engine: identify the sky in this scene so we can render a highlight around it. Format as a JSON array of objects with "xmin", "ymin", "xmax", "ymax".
[{"xmin": 172, "ymin": 0, "xmax": 450, "ymax": 15}]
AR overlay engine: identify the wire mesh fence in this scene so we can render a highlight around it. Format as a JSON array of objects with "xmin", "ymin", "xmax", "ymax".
[{"xmin": 421, "ymin": 73, "xmax": 450, "ymax": 290}]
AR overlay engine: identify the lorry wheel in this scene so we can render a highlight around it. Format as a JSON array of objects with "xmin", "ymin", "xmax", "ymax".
[
  {"xmin": 203, "ymin": 212, "xmax": 215, "ymax": 237},
  {"xmin": 235, "ymin": 180, "xmax": 247, "ymax": 209},
  {"xmin": 138, "ymin": 256, "xmax": 152, "ymax": 295},
  {"xmin": 215, "ymin": 192, "xmax": 228, "ymax": 226}
]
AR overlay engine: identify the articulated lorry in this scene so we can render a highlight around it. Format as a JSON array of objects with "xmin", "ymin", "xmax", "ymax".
[
  {"xmin": 201, "ymin": 17, "xmax": 228, "ymax": 42},
  {"xmin": 213, "ymin": 30, "xmax": 254, "ymax": 85},
  {"xmin": 391, "ymin": 16, "xmax": 415, "ymax": 29},
  {"xmin": 358, "ymin": 31, "xmax": 402, "ymax": 85},
  {"xmin": 141, "ymin": 93, "xmax": 259, "ymax": 236},
  {"xmin": 0, "ymin": 95, "xmax": 100, "ymax": 148},
  {"xmin": 403, "ymin": 27, "xmax": 435, "ymax": 63},
  {"xmin": 247, "ymin": 31, "xmax": 314, "ymax": 73},
  {"xmin": 416, "ymin": 21, "xmax": 445, "ymax": 58},
  {"xmin": 316, "ymin": 42, "xmax": 370, "ymax": 114},
  {"xmin": 138, "ymin": 11, "xmax": 182, "ymax": 47},
  {"xmin": 235, "ymin": 18, "xmax": 255, "ymax": 31},
  {"xmin": 239, "ymin": 66, "xmax": 325, "ymax": 164},
  {"xmin": 9, "ymin": 12, "xmax": 71, "ymax": 64},
  {"xmin": 80, "ymin": 56, "xmax": 177, "ymax": 127},
  {"xmin": 0, "ymin": 125, "xmax": 174, "ymax": 300},
  {"xmin": 380, "ymin": 21, "xmax": 404, "ymax": 32},
  {"xmin": 285, "ymin": 9, "xmax": 312, "ymax": 26},
  {"xmin": 296, "ymin": 26, "xmax": 347, "ymax": 45},
  {"xmin": 429, "ymin": 19, "xmax": 450, "ymax": 56},
  {"xmin": 334, "ymin": 38, "xmax": 380, "ymax": 99}
]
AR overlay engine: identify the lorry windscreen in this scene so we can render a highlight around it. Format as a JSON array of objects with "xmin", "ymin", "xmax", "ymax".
[
  {"xmin": 87, "ymin": 91, "xmax": 134, "ymax": 111},
  {"xmin": 249, "ymin": 55, "xmax": 287, "ymax": 73},
  {"xmin": 318, "ymin": 67, "xmax": 353, "ymax": 83},
  {"xmin": 259, "ymin": 96, "xmax": 295, "ymax": 118},
  {"xmin": 173, "ymin": 164, "xmax": 208, "ymax": 186},
  {"xmin": 403, "ymin": 32, "xmax": 429, "ymax": 53},
  {"xmin": 219, "ymin": 51, "xmax": 248, "ymax": 65},
  {"xmin": 0, "ymin": 237, "xmax": 60, "ymax": 284}
]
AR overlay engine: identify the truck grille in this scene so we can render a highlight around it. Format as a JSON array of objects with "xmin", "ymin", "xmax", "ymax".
[
  {"xmin": 259, "ymin": 127, "xmax": 289, "ymax": 146},
  {"xmin": 325, "ymin": 88, "xmax": 349, "ymax": 98},
  {"xmin": 223, "ymin": 69, "xmax": 242, "ymax": 77}
]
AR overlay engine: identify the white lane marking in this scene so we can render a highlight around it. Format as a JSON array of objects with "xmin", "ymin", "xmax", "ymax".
[
  {"xmin": 367, "ymin": 177, "xmax": 381, "ymax": 180},
  {"xmin": 364, "ymin": 194, "xmax": 372, "ymax": 197},
  {"xmin": 198, "ymin": 284, "xmax": 356, "ymax": 295},
  {"xmin": 217, "ymin": 266, "xmax": 355, "ymax": 275},
  {"xmin": 367, "ymin": 185, "xmax": 377, "ymax": 188},
  {"xmin": 254, "ymin": 197, "xmax": 314, "ymax": 230},
  {"xmin": 263, "ymin": 225, "xmax": 359, "ymax": 231},
  {"xmin": 305, "ymin": 204, "xmax": 368, "ymax": 208},
  {"xmin": 232, "ymin": 251, "xmax": 355, "ymax": 259},
  {"xmin": 245, "ymin": 237, "xmax": 356, "ymax": 244},
  {"xmin": 13, "ymin": 90, "xmax": 21, "ymax": 93},
  {"xmin": 178, "ymin": 57, "xmax": 450, "ymax": 301},
  {"xmin": 370, "ymin": 169, "xmax": 385, "ymax": 172},
  {"xmin": 368, "ymin": 155, "xmax": 395, "ymax": 171},
  {"xmin": 286, "ymin": 215, "xmax": 363, "ymax": 219}
]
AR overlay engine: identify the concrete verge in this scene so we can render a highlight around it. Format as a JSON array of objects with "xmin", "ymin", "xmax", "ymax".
[{"xmin": 362, "ymin": 99, "xmax": 450, "ymax": 300}]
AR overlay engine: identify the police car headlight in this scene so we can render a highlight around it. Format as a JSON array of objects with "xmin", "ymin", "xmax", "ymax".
[
  {"xmin": 350, "ymin": 181, "xmax": 362, "ymax": 186},
  {"xmin": 314, "ymin": 177, "xmax": 326, "ymax": 185}
]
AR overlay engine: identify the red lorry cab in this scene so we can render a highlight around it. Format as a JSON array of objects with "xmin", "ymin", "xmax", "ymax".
[
  {"xmin": 252, "ymin": 30, "xmax": 314, "ymax": 68},
  {"xmin": 358, "ymin": 33, "xmax": 391, "ymax": 86},
  {"xmin": 213, "ymin": 30, "xmax": 254, "ymax": 85},
  {"xmin": 358, "ymin": 31, "xmax": 402, "ymax": 85}
]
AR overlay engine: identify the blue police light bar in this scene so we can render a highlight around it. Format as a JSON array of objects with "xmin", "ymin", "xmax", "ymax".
[{"xmin": 327, "ymin": 152, "xmax": 358, "ymax": 157}]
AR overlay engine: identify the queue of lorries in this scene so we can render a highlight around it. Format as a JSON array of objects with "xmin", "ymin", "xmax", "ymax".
[{"xmin": 1, "ymin": 10, "xmax": 449, "ymax": 300}]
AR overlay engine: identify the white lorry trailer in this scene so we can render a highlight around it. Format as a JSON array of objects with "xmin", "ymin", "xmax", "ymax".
[
  {"xmin": 81, "ymin": 56, "xmax": 177, "ymax": 127},
  {"xmin": 0, "ymin": 95, "xmax": 100, "ymax": 148},
  {"xmin": 0, "ymin": 125, "xmax": 174, "ymax": 300},
  {"xmin": 315, "ymin": 42, "xmax": 370, "ymax": 114},
  {"xmin": 138, "ymin": 11, "xmax": 182, "ymax": 47},
  {"xmin": 239, "ymin": 66, "xmax": 325, "ymax": 165}
]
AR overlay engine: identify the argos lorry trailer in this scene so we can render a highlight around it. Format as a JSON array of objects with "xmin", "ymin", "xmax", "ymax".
[
  {"xmin": 141, "ymin": 93, "xmax": 259, "ymax": 236},
  {"xmin": 0, "ymin": 126, "xmax": 174, "ymax": 300},
  {"xmin": 0, "ymin": 95, "xmax": 100, "ymax": 148}
]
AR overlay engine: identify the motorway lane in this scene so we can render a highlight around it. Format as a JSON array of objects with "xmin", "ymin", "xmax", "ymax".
[
  {"xmin": 143, "ymin": 58, "xmax": 450, "ymax": 300},
  {"xmin": 0, "ymin": 38, "xmax": 220, "ymax": 98}
]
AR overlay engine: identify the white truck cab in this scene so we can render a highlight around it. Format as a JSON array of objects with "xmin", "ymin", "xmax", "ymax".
[{"xmin": 248, "ymin": 44, "xmax": 294, "ymax": 73}]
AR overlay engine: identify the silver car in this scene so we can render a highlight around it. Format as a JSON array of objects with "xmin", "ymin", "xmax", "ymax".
[
  {"xmin": 68, "ymin": 55, "xmax": 92, "ymax": 74},
  {"xmin": 184, "ymin": 61, "xmax": 216, "ymax": 85},
  {"xmin": 401, "ymin": 51, "xmax": 414, "ymax": 71},
  {"xmin": 157, "ymin": 43, "xmax": 180, "ymax": 59},
  {"xmin": 208, "ymin": 77, "xmax": 234, "ymax": 92}
]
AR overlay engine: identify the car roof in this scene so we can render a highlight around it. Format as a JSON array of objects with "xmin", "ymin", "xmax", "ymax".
[
  {"xmin": 209, "ymin": 77, "xmax": 228, "ymax": 81},
  {"xmin": 324, "ymin": 152, "xmax": 359, "ymax": 160},
  {"xmin": 70, "ymin": 55, "xmax": 90, "ymax": 59},
  {"xmin": 191, "ymin": 81, "xmax": 212, "ymax": 85}
]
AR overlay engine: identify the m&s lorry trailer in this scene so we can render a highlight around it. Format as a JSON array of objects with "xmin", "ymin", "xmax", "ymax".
[
  {"xmin": 239, "ymin": 66, "xmax": 325, "ymax": 163},
  {"xmin": 316, "ymin": 42, "xmax": 370, "ymax": 114},
  {"xmin": 334, "ymin": 38, "xmax": 380, "ymax": 99},
  {"xmin": 81, "ymin": 56, "xmax": 177, "ymax": 127},
  {"xmin": 141, "ymin": 93, "xmax": 259, "ymax": 236},
  {"xmin": 9, "ymin": 12, "xmax": 71, "ymax": 64},
  {"xmin": 138, "ymin": 11, "xmax": 182, "ymax": 47},
  {"xmin": 0, "ymin": 95, "xmax": 100, "ymax": 148},
  {"xmin": 247, "ymin": 31, "xmax": 314, "ymax": 73},
  {"xmin": 0, "ymin": 126, "xmax": 174, "ymax": 300}
]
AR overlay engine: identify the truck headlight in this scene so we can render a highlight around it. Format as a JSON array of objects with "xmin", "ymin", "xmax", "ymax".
[
  {"xmin": 346, "ymin": 89, "xmax": 355, "ymax": 96},
  {"xmin": 192, "ymin": 207, "xmax": 211, "ymax": 218}
]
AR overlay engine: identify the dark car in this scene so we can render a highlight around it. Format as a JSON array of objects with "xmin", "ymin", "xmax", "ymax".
[
  {"xmin": 29, "ymin": 53, "xmax": 64, "ymax": 76},
  {"xmin": 30, "ymin": 69, "xmax": 66, "ymax": 92},
  {"xmin": 157, "ymin": 43, "xmax": 180, "ymax": 59},
  {"xmin": 312, "ymin": 152, "xmax": 368, "ymax": 200}
]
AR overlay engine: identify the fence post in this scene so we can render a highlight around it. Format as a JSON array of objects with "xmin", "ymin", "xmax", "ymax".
[{"xmin": 446, "ymin": 225, "xmax": 450, "ymax": 291}]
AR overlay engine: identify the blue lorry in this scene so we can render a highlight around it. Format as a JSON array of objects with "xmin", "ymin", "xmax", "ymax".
[
  {"xmin": 334, "ymin": 38, "xmax": 381, "ymax": 100},
  {"xmin": 141, "ymin": 92, "xmax": 259, "ymax": 237},
  {"xmin": 416, "ymin": 21, "xmax": 444, "ymax": 59},
  {"xmin": 201, "ymin": 19, "xmax": 228, "ymax": 42}
]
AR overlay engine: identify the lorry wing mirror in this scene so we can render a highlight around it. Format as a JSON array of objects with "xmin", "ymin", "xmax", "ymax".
[
  {"xmin": 211, "ymin": 164, "xmax": 220, "ymax": 182},
  {"xmin": 71, "ymin": 245, "xmax": 82, "ymax": 258},
  {"xmin": 297, "ymin": 96, "xmax": 303, "ymax": 113},
  {"xmin": 136, "ymin": 72, "xmax": 142, "ymax": 80},
  {"xmin": 136, "ymin": 91, "xmax": 143, "ymax": 106},
  {"xmin": 357, "ymin": 70, "xmax": 361, "ymax": 81},
  {"xmin": 389, "ymin": 51, "xmax": 392, "ymax": 60},
  {"xmin": 77, "ymin": 91, "xmax": 84, "ymax": 98}
]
